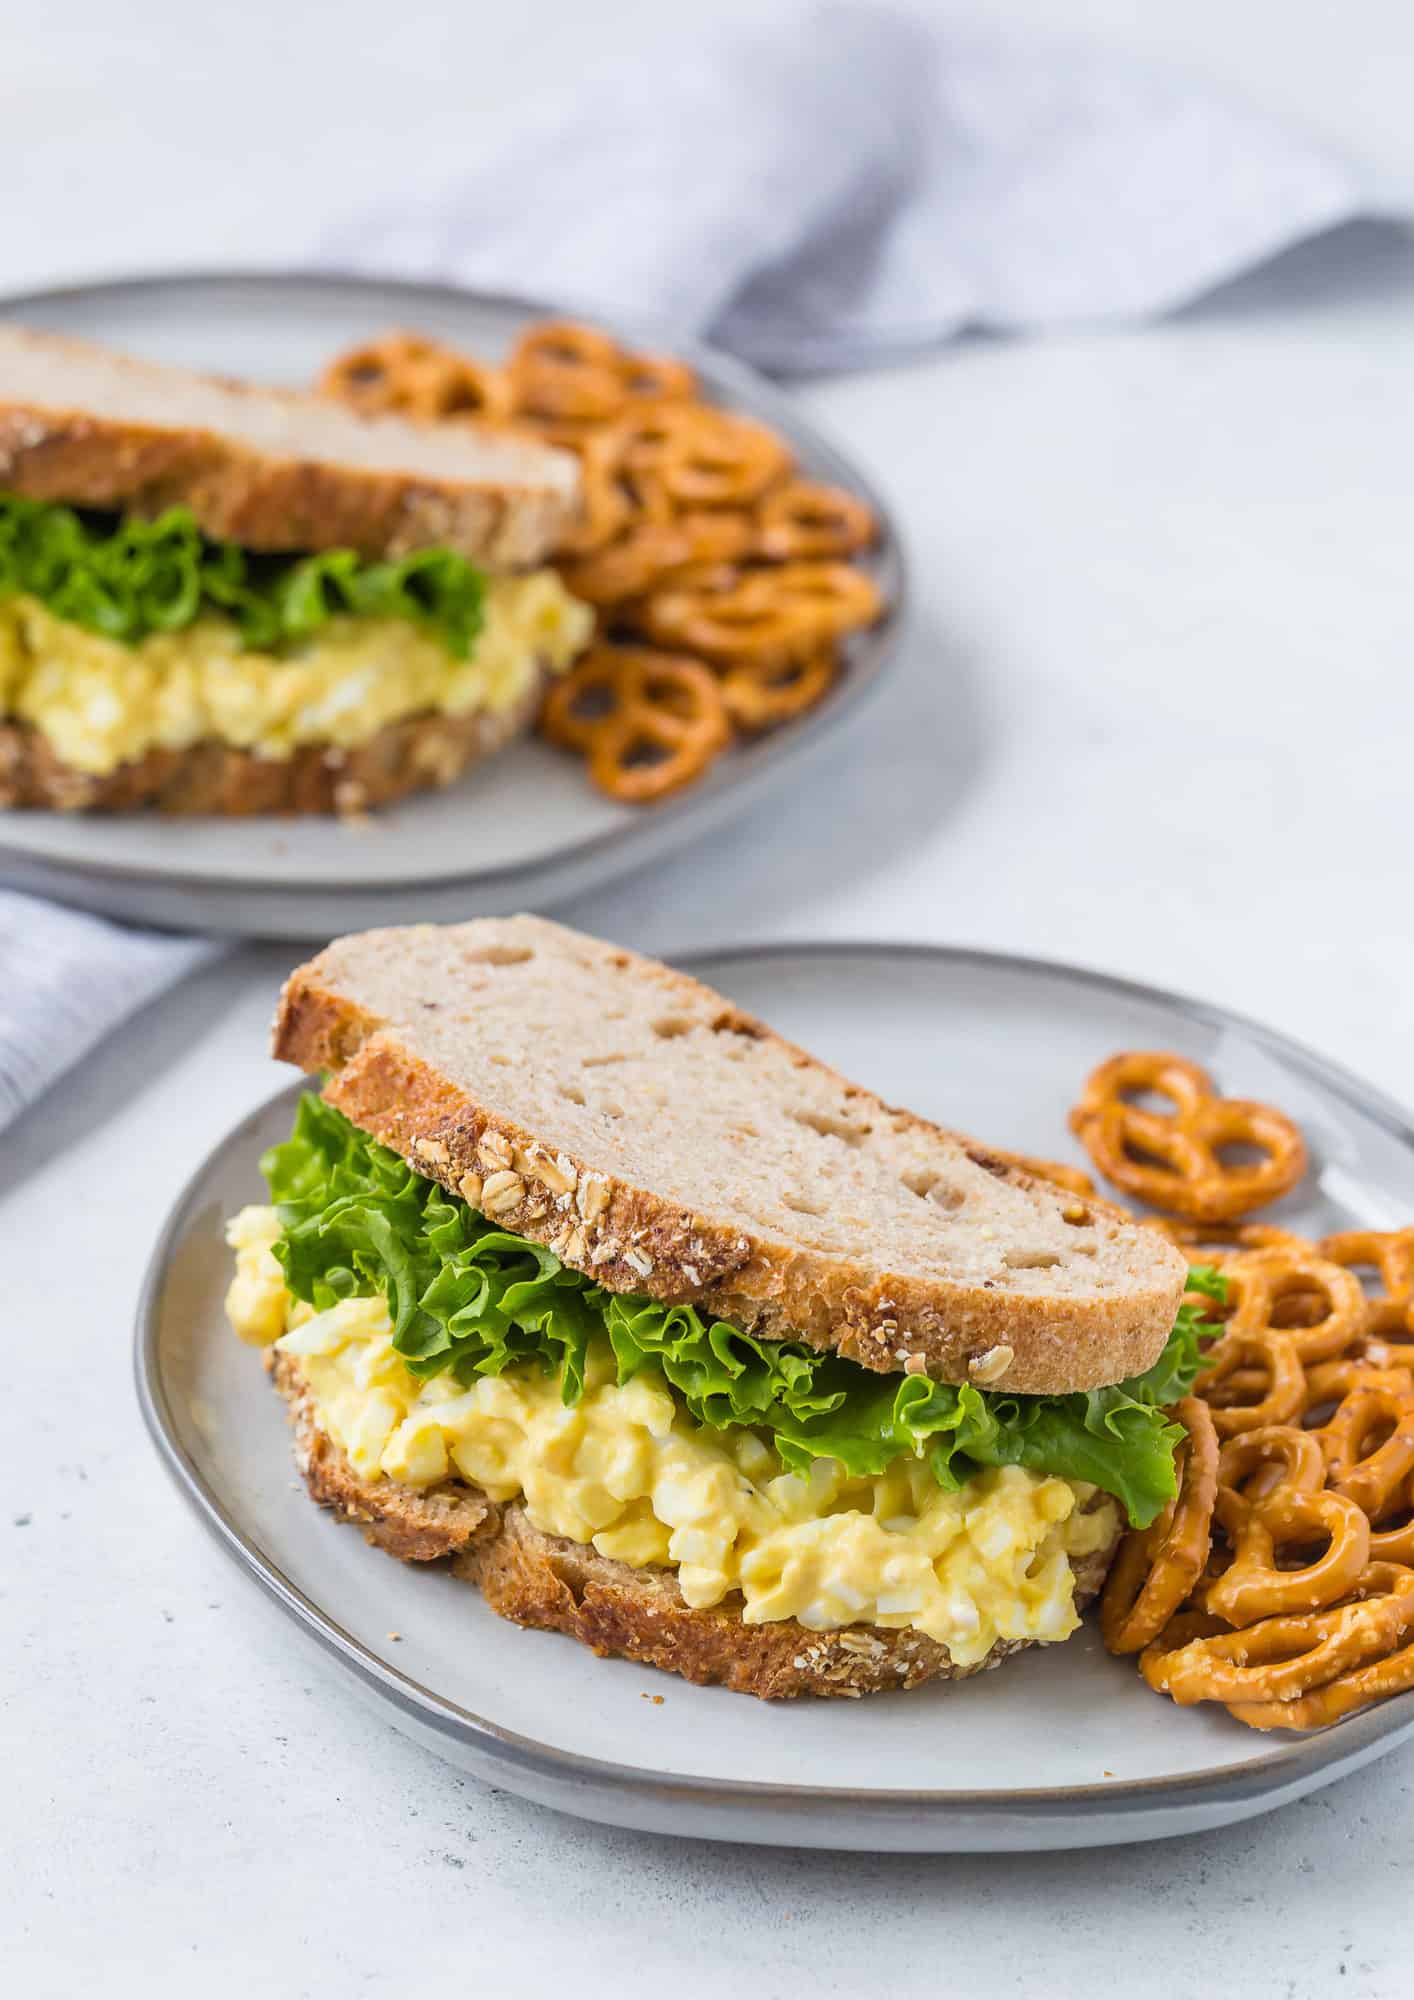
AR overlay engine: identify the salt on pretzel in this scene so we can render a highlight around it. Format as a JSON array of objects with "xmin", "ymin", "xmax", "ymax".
[
  {"xmin": 1068, "ymin": 1051, "xmax": 1308, "ymax": 1223},
  {"xmin": 1193, "ymin": 1323, "xmax": 1305, "ymax": 1436},
  {"xmin": 1140, "ymin": 1573, "xmax": 1414, "ymax": 1706},
  {"xmin": 1217, "ymin": 1424, "xmax": 1326, "ymax": 1508},
  {"xmin": 1319, "ymin": 1229, "xmax": 1414, "ymax": 1339},
  {"xmin": 1201, "ymin": 1485, "xmax": 1370, "ymax": 1624},
  {"xmin": 1100, "ymin": 1398, "xmax": 1218, "ymax": 1655},
  {"xmin": 1216, "ymin": 1247, "xmax": 1367, "ymax": 1367},
  {"xmin": 540, "ymin": 644, "xmax": 730, "ymax": 803},
  {"xmin": 1311, "ymin": 1378, "xmax": 1414, "ymax": 1518},
  {"xmin": 1226, "ymin": 1566, "xmax": 1414, "ymax": 1728},
  {"xmin": 1301, "ymin": 1357, "xmax": 1414, "ymax": 1416},
  {"xmin": 1193, "ymin": 1251, "xmax": 1367, "ymax": 1419}
]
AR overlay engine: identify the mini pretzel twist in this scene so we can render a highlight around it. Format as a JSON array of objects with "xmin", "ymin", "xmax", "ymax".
[
  {"xmin": 506, "ymin": 321, "xmax": 696, "ymax": 422},
  {"xmin": 1319, "ymin": 1229, "xmax": 1414, "ymax": 1339},
  {"xmin": 1217, "ymin": 1424, "xmax": 1326, "ymax": 1508},
  {"xmin": 756, "ymin": 479, "xmax": 878, "ymax": 559},
  {"xmin": 719, "ymin": 651, "xmax": 838, "ymax": 732},
  {"xmin": 1311, "ymin": 1379, "xmax": 1414, "ymax": 1518},
  {"xmin": 1300, "ymin": 1358, "xmax": 1414, "ymax": 1416},
  {"xmin": 642, "ymin": 561, "xmax": 882, "ymax": 664},
  {"xmin": 1200, "ymin": 1485, "xmax": 1370, "ymax": 1624},
  {"xmin": 1100, "ymin": 1399, "xmax": 1218, "ymax": 1654},
  {"xmin": 1216, "ymin": 1248, "xmax": 1368, "ymax": 1367},
  {"xmin": 540, "ymin": 644, "xmax": 730, "ymax": 803},
  {"xmin": 1193, "ymin": 1324, "xmax": 1305, "ymax": 1436},
  {"xmin": 1225, "ymin": 1566, "xmax": 1414, "ymax": 1728},
  {"xmin": 318, "ymin": 331, "xmax": 515, "ymax": 424},
  {"xmin": 1068, "ymin": 1051, "xmax": 1308, "ymax": 1222},
  {"xmin": 1140, "ymin": 1575, "xmax": 1414, "ymax": 1706},
  {"xmin": 611, "ymin": 403, "xmax": 792, "ymax": 510}
]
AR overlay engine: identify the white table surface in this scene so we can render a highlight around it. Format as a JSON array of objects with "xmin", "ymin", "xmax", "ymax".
[{"xmin": 6, "ymin": 3, "xmax": 1414, "ymax": 1994}]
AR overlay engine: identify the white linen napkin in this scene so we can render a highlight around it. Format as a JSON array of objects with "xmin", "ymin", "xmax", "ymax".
[
  {"xmin": 0, "ymin": 3, "xmax": 1377, "ymax": 1132},
  {"xmin": 321, "ymin": 3, "xmax": 1371, "ymax": 371},
  {"xmin": 0, "ymin": 892, "xmax": 225, "ymax": 1132}
]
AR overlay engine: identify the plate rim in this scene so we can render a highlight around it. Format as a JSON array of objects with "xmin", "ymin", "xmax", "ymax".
[
  {"xmin": 134, "ymin": 939, "xmax": 1414, "ymax": 1831},
  {"xmin": 0, "ymin": 268, "xmax": 906, "ymax": 902}
]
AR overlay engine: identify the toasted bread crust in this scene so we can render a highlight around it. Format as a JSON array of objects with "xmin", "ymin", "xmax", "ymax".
[
  {"xmin": 0, "ymin": 326, "xmax": 576, "ymax": 565},
  {"xmin": 272, "ymin": 1352, "xmax": 1118, "ymax": 1699},
  {"xmin": 0, "ymin": 681, "xmax": 542, "ymax": 815},
  {"xmin": 0, "ymin": 413, "xmax": 570, "ymax": 568},
  {"xmin": 271, "ymin": 925, "xmax": 1189, "ymax": 1395}
]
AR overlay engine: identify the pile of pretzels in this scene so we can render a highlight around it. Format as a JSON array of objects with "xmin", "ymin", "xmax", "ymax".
[
  {"xmin": 320, "ymin": 321, "xmax": 883, "ymax": 803},
  {"xmin": 1066, "ymin": 1049, "xmax": 1414, "ymax": 1731}
]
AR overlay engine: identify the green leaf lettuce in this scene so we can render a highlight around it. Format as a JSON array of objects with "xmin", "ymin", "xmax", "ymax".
[
  {"xmin": 0, "ymin": 493, "xmax": 485, "ymax": 658},
  {"xmin": 264, "ymin": 1094, "xmax": 1220, "ymax": 1528}
]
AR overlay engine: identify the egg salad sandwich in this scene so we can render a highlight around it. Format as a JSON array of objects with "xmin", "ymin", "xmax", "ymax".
[
  {"xmin": 226, "ymin": 917, "xmax": 1209, "ymax": 1699},
  {"xmin": 0, "ymin": 326, "xmax": 591, "ymax": 813}
]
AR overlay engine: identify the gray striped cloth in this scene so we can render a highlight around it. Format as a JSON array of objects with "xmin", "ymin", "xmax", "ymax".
[{"xmin": 0, "ymin": 892, "xmax": 225, "ymax": 1131}]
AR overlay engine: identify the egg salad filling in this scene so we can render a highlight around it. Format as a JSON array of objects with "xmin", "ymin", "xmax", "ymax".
[
  {"xmin": 228, "ymin": 1205, "xmax": 1117, "ymax": 1663},
  {"xmin": 0, "ymin": 492, "xmax": 591, "ymax": 774},
  {"xmin": 224, "ymin": 1095, "xmax": 1223, "ymax": 1661},
  {"xmin": 0, "ymin": 578, "xmax": 591, "ymax": 775}
]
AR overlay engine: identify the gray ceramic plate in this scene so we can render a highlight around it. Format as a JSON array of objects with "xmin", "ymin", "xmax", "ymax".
[
  {"xmin": 0, "ymin": 272, "xmax": 904, "ymax": 938},
  {"xmin": 137, "ymin": 943, "xmax": 1414, "ymax": 1850}
]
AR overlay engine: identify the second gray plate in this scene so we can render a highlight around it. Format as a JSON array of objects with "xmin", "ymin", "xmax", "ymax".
[{"xmin": 0, "ymin": 272, "xmax": 904, "ymax": 937}]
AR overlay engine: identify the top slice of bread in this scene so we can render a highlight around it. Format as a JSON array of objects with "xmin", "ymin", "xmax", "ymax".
[
  {"xmin": 0, "ymin": 325, "xmax": 577, "ymax": 567},
  {"xmin": 271, "ymin": 917, "xmax": 1190, "ymax": 1396}
]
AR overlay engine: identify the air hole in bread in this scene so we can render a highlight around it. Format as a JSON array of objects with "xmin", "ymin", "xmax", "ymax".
[
  {"xmin": 792, "ymin": 1108, "xmax": 870, "ymax": 1147},
  {"xmin": 652, "ymin": 1015, "xmax": 694, "ymax": 1040},
  {"xmin": 461, "ymin": 944, "xmax": 533, "ymax": 967},
  {"xmin": 1003, "ymin": 1248, "xmax": 1062, "ymax": 1270},
  {"xmin": 965, "ymin": 1148, "xmax": 1012, "ymax": 1180},
  {"xmin": 899, "ymin": 1167, "xmax": 964, "ymax": 1210},
  {"xmin": 711, "ymin": 1011, "xmax": 764, "ymax": 1039},
  {"xmin": 782, "ymin": 1190, "xmax": 826, "ymax": 1217},
  {"xmin": 559, "ymin": 1081, "xmax": 587, "ymax": 1106},
  {"xmin": 582, "ymin": 1051, "xmax": 626, "ymax": 1068}
]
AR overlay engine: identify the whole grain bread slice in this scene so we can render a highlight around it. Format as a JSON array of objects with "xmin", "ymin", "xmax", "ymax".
[
  {"xmin": 273, "ymin": 1351, "xmax": 1118, "ymax": 1699},
  {"xmin": 0, "ymin": 325, "xmax": 577, "ymax": 566},
  {"xmin": 272, "ymin": 916, "xmax": 1188, "ymax": 1395}
]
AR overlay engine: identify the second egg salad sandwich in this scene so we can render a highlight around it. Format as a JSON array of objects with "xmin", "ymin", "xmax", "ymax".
[
  {"xmin": 0, "ymin": 327, "xmax": 590, "ymax": 813},
  {"xmin": 227, "ymin": 918, "xmax": 1211, "ymax": 1699}
]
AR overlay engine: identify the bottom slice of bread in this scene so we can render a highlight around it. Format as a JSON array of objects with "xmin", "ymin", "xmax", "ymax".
[
  {"xmin": 0, "ymin": 676, "xmax": 543, "ymax": 815},
  {"xmin": 273, "ymin": 1352, "xmax": 1119, "ymax": 1700}
]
